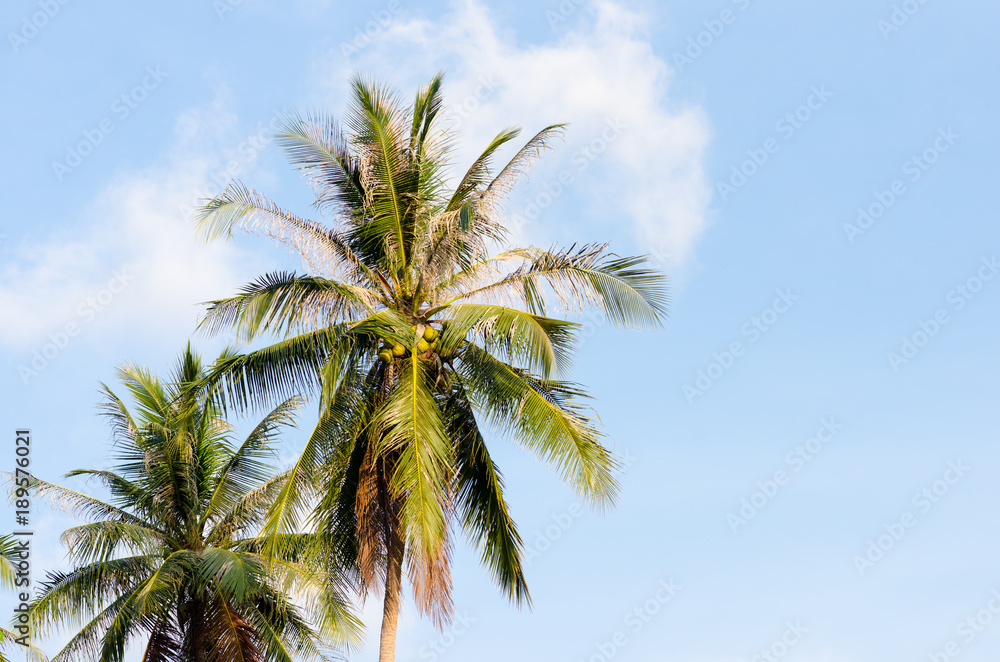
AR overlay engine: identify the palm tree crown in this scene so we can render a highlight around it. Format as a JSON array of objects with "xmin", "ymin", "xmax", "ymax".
[
  {"xmin": 27, "ymin": 347, "xmax": 360, "ymax": 662},
  {"xmin": 196, "ymin": 73, "xmax": 668, "ymax": 660}
]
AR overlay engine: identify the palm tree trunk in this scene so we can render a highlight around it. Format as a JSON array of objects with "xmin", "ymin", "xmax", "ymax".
[
  {"xmin": 378, "ymin": 525, "xmax": 405, "ymax": 662},
  {"xmin": 181, "ymin": 598, "xmax": 208, "ymax": 662}
]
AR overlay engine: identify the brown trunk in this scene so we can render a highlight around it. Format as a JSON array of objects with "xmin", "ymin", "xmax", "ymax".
[
  {"xmin": 181, "ymin": 597, "xmax": 207, "ymax": 662},
  {"xmin": 378, "ymin": 525, "xmax": 405, "ymax": 662}
]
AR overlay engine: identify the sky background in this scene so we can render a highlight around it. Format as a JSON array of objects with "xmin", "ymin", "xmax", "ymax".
[{"xmin": 2, "ymin": 0, "xmax": 999, "ymax": 660}]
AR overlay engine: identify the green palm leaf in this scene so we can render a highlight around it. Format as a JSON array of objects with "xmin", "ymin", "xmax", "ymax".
[{"xmin": 458, "ymin": 344, "xmax": 620, "ymax": 508}]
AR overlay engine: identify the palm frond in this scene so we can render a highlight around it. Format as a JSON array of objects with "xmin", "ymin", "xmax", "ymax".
[
  {"xmin": 446, "ymin": 126, "xmax": 522, "ymax": 212},
  {"xmin": 202, "ymin": 397, "xmax": 301, "ymax": 529},
  {"xmin": 98, "ymin": 551, "xmax": 193, "ymax": 662},
  {"xmin": 276, "ymin": 112, "xmax": 367, "ymax": 222},
  {"xmin": 371, "ymin": 358, "xmax": 451, "ymax": 561},
  {"xmin": 255, "ymin": 411, "xmax": 337, "ymax": 559},
  {"xmin": 203, "ymin": 591, "xmax": 263, "ymax": 662},
  {"xmin": 0, "ymin": 535, "xmax": 21, "ymax": 592},
  {"xmin": 140, "ymin": 619, "xmax": 182, "ymax": 662},
  {"xmin": 446, "ymin": 388, "xmax": 529, "ymax": 605},
  {"xmin": 30, "ymin": 556, "xmax": 158, "ymax": 637},
  {"xmin": 195, "ymin": 183, "xmax": 342, "ymax": 275},
  {"xmin": 458, "ymin": 344, "xmax": 620, "ymax": 508},
  {"xmin": 203, "ymin": 327, "xmax": 356, "ymax": 413},
  {"xmin": 410, "ymin": 72, "xmax": 445, "ymax": 159},
  {"xmin": 437, "ymin": 303, "xmax": 579, "ymax": 377},
  {"xmin": 346, "ymin": 75, "xmax": 412, "ymax": 277},
  {"xmin": 445, "ymin": 244, "xmax": 669, "ymax": 328},
  {"xmin": 200, "ymin": 272, "xmax": 384, "ymax": 342},
  {"xmin": 43, "ymin": 593, "xmax": 131, "ymax": 662},
  {"xmin": 60, "ymin": 521, "xmax": 170, "ymax": 564},
  {"xmin": 478, "ymin": 124, "xmax": 566, "ymax": 223},
  {"xmin": 24, "ymin": 476, "xmax": 149, "ymax": 528}
]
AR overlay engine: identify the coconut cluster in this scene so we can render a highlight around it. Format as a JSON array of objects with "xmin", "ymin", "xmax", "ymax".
[{"xmin": 378, "ymin": 325, "xmax": 440, "ymax": 363}]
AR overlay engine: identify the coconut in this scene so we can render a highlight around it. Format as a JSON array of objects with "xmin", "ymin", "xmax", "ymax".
[
  {"xmin": 416, "ymin": 338, "xmax": 431, "ymax": 353},
  {"xmin": 423, "ymin": 327, "xmax": 439, "ymax": 342},
  {"xmin": 392, "ymin": 343, "xmax": 406, "ymax": 357},
  {"xmin": 378, "ymin": 350, "xmax": 393, "ymax": 363}
]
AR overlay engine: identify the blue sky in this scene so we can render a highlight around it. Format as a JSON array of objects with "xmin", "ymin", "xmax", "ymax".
[{"xmin": 2, "ymin": 0, "xmax": 999, "ymax": 660}]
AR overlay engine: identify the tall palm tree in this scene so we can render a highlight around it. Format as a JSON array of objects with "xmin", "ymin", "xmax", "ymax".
[
  {"xmin": 26, "ymin": 347, "xmax": 361, "ymax": 662},
  {"xmin": 195, "ymin": 73, "xmax": 668, "ymax": 661}
]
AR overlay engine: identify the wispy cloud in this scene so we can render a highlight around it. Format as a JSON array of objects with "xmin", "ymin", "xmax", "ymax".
[
  {"xmin": 0, "ymin": 89, "xmax": 275, "ymax": 351},
  {"xmin": 311, "ymin": 0, "xmax": 712, "ymax": 266}
]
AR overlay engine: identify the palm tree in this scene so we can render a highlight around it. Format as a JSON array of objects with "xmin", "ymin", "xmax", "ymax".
[
  {"xmin": 0, "ymin": 535, "xmax": 47, "ymax": 662},
  {"xmin": 195, "ymin": 73, "xmax": 668, "ymax": 661},
  {"xmin": 26, "ymin": 346, "xmax": 361, "ymax": 662}
]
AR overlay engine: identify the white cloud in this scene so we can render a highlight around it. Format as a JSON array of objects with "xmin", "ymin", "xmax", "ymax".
[
  {"xmin": 0, "ymin": 90, "xmax": 280, "ymax": 351},
  {"xmin": 312, "ymin": 0, "xmax": 711, "ymax": 266}
]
